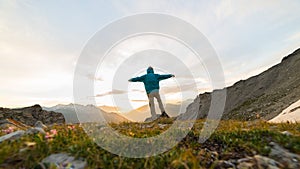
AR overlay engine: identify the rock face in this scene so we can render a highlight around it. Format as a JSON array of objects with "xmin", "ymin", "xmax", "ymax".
[
  {"xmin": 182, "ymin": 48, "xmax": 300, "ymax": 120},
  {"xmin": 0, "ymin": 104, "xmax": 65, "ymax": 126}
]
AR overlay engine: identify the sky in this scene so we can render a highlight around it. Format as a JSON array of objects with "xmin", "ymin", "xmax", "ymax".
[{"xmin": 1, "ymin": 0, "xmax": 300, "ymax": 111}]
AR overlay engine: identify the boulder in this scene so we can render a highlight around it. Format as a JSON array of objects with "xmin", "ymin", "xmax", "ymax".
[{"xmin": 269, "ymin": 142, "xmax": 300, "ymax": 169}]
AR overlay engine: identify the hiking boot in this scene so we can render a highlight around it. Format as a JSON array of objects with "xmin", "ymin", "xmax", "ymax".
[{"xmin": 161, "ymin": 111, "xmax": 170, "ymax": 118}]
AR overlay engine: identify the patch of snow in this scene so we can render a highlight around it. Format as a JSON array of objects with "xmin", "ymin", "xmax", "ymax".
[{"xmin": 269, "ymin": 99, "xmax": 300, "ymax": 123}]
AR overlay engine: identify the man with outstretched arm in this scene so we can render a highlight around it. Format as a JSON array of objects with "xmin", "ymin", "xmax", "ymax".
[{"xmin": 129, "ymin": 66, "xmax": 175, "ymax": 121}]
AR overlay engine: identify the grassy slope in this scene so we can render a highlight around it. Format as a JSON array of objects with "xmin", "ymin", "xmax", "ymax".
[{"xmin": 0, "ymin": 119, "xmax": 300, "ymax": 169}]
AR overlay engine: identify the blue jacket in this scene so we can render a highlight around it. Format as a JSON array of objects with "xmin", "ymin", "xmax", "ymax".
[{"xmin": 129, "ymin": 67, "xmax": 173, "ymax": 94}]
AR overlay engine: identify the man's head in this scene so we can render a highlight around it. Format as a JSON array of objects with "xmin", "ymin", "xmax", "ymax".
[{"xmin": 147, "ymin": 66, "xmax": 154, "ymax": 74}]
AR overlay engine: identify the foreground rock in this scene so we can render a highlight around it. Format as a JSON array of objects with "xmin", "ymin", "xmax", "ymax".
[
  {"xmin": 0, "ymin": 104, "xmax": 65, "ymax": 126},
  {"xmin": 236, "ymin": 155, "xmax": 283, "ymax": 169},
  {"xmin": 0, "ymin": 130, "xmax": 26, "ymax": 143},
  {"xmin": 0, "ymin": 120, "xmax": 48, "ymax": 143},
  {"xmin": 40, "ymin": 153, "xmax": 86, "ymax": 169},
  {"xmin": 269, "ymin": 142, "xmax": 300, "ymax": 169},
  {"xmin": 213, "ymin": 142, "xmax": 300, "ymax": 169}
]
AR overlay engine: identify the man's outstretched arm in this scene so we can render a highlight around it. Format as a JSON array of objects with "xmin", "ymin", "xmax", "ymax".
[
  {"xmin": 128, "ymin": 75, "xmax": 145, "ymax": 82},
  {"xmin": 157, "ymin": 74, "xmax": 175, "ymax": 81}
]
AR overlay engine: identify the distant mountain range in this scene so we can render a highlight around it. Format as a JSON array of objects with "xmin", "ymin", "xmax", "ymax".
[
  {"xmin": 181, "ymin": 48, "xmax": 300, "ymax": 121},
  {"xmin": 43, "ymin": 104, "xmax": 129, "ymax": 124},
  {"xmin": 42, "ymin": 100, "xmax": 192, "ymax": 123}
]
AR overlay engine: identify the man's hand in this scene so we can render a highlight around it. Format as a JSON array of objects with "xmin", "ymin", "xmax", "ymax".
[
  {"xmin": 128, "ymin": 79, "xmax": 133, "ymax": 82},
  {"xmin": 171, "ymin": 74, "xmax": 175, "ymax": 77}
]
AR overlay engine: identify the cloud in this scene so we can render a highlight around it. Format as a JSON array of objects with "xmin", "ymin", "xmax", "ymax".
[
  {"xmin": 95, "ymin": 89, "xmax": 127, "ymax": 97},
  {"xmin": 130, "ymin": 99, "xmax": 148, "ymax": 102}
]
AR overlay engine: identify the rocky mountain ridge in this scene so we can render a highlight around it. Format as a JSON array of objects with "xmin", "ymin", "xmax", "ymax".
[{"xmin": 182, "ymin": 48, "xmax": 300, "ymax": 121}]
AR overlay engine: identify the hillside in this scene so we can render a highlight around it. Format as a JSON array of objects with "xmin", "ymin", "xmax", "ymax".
[
  {"xmin": 182, "ymin": 48, "xmax": 300, "ymax": 121},
  {"xmin": 43, "ymin": 104, "xmax": 129, "ymax": 124}
]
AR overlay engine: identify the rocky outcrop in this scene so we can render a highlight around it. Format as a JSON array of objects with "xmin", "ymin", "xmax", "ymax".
[
  {"xmin": 0, "ymin": 104, "xmax": 65, "ymax": 126},
  {"xmin": 182, "ymin": 48, "xmax": 300, "ymax": 120}
]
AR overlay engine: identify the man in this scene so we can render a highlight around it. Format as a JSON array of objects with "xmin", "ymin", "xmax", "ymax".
[{"xmin": 128, "ymin": 66, "xmax": 175, "ymax": 120}]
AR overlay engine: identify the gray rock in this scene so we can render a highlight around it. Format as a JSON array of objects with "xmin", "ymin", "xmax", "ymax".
[
  {"xmin": 0, "ymin": 130, "xmax": 25, "ymax": 143},
  {"xmin": 237, "ymin": 155, "xmax": 283, "ymax": 169},
  {"xmin": 41, "ymin": 153, "xmax": 86, "ymax": 169},
  {"xmin": 25, "ymin": 127, "xmax": 45, "ymax": 135},
  {"xmin": 269, "ymin": 142, "xmax": 300, "ymax": 169}
]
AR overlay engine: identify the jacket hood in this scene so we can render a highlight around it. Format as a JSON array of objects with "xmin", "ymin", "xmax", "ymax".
[{"xmin": 147, "ymin": 67, "xmax": 154, "ymax": 74}]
